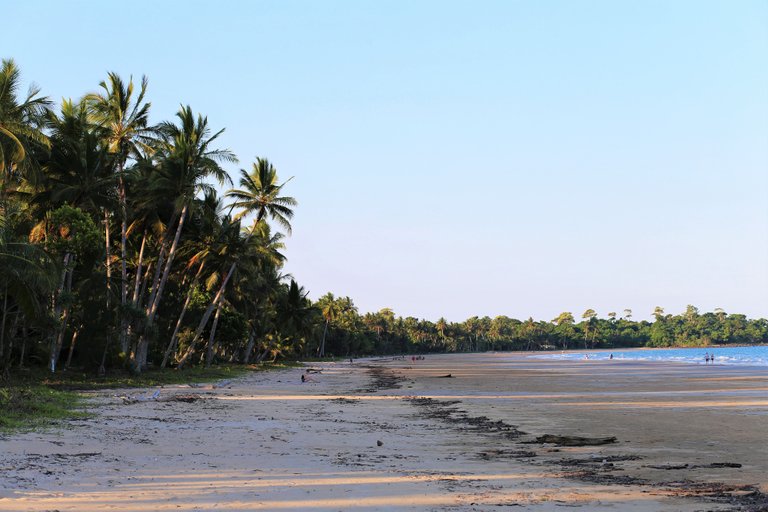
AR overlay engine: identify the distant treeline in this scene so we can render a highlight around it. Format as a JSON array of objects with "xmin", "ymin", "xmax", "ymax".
[
  {"xmin": 1, "ymin": 60, "xmax": 765, "ymax": 381},
  {"xmin": 313, "ymin": 298, "xmax": 768, "ymax": 356}
]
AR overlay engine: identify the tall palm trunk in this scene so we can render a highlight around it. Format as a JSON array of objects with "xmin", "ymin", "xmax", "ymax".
[
  {"xmin": 176, "ymin": 260, "xmax": 236, "ymax": 369},
  {"xmin": 18, "ymin": 324, "xmax": 27, "ymax": 369},
  {"xmin": 161, "ymin": 261, "xmax": 205, "ymax": 368},
  {"xmin": 204, "ymin": 301, "xmax": 223, "ymax": 368},
  {"xmin": 319, "ymin": 318, "xmax": 329, "ymax": 357},
  {"xmin": 118, "ymin": 165, "xmax": 128, "ymax": 355},
  {"xmin": 241, "ymin": 328, "xmax": 256, "ymax": 363},
  {"xmin": 131, "ymin": 230, "xmax": 147, "ymax": 305},
  {"xmin": 65, "ymin": 323, "xmax": 82, "ymax": 369},
  {"xmin": 103, "ymin": 210, "xmax": 114, "ymax": 362},
  {"xmin": 142, "ymin": 211, "xmax": 178, "ymax": 322},
  {"xmin": 134, "ymin": 205, "xmax": 188, "ymax": 371},
  {"xmin": 50, "ymin": 253, "xmax": 72, "ymax": 372}
]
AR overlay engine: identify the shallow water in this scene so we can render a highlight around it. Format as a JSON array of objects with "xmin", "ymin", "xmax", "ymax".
[{"xmin": 530, "ymin": 345, "xmax": 768, "ymax": 366}]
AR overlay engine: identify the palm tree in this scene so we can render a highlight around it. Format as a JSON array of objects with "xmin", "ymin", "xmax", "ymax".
[
  {"xmin": 25, "ymin": 101, "xmax": 114, "ymax": 372},
  {"xmin": 227, "ymin": 158, "xmax": 296, "ymax": 232},
  {"xmin": 318, "ymin": 294, "xmax": 340, "ymax": 357},
  {"xmin": 177, "ymin": 159, "xmax": 295, "ymax": 366},
  {"xmin": 159, "ymin": 190, "xmax": 225, "ymax": 368},
  {"xmin": 34, "ymin": 100, "xmax": 114, "ymax": 213},
  {"xmin": 0, "ymin": 206, "xmax": 54, "ymax": 377},
  {"xmin": 0, "ymin": 59, "xmax": 50, "ymax": 189},
  {"xmin": 176, "ymin": 218, "xmax": 287, "ymax": 368},
  {"xmin": 86, "ymin": 73, "xmax": 153, "ymax": 353},
  {"xmin": 133, "ymin": 105, "xmax": 234, "ymax": 372}
]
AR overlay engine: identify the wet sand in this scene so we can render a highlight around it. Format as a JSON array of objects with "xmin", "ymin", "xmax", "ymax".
[{"xmin": 0, "ymin": 353, "xmax": 766, "ymax": 511}]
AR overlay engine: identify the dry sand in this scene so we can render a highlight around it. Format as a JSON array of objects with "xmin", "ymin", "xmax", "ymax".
[{"xmin": 1, "ymin": 352, "xmax": 766, "ymax": 511}]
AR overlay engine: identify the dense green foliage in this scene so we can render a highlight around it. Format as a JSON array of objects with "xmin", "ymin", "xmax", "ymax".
[
  {"xmin": 0, "ymin": 59, "xmax": 766, "ymax": 383},
  {"xmin": 313, "ymin": 300, "xmax": 768, "ymax": 355}
]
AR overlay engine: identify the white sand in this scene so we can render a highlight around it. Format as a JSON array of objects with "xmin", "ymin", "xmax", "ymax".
[{"xmin": 1, "ymin": 353, "xmax": 765, "ymax": 511}]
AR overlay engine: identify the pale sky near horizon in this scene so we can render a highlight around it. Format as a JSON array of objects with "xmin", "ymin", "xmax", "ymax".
[{"xmin": 4, "ymin": 1, "xmax": 767, "ymax": 322}]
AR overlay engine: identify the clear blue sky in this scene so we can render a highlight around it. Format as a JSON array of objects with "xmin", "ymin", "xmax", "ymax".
[{"xmin": 4, "ymin": 0, "xmax": 767, "ymax": 321}]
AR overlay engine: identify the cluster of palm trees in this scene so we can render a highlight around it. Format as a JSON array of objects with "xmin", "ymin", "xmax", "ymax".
[{"xmin": 0, "ymin": 59, "xmax": 314, "ymax": 376}]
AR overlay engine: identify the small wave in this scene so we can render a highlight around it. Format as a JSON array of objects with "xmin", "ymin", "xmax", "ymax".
[{"xmin": 530, "ymin": 346, "xmax": 768, "ymax": 367}]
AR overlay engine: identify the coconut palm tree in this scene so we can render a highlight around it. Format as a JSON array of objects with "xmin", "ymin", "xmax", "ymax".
[
  {"xmin": 133, "ymin": 105, "xmax": 234, "ymax": 372},
  {"xmin": 176, "ymin": 218, "xmax": 286, "ymax": 368},
  {"xmin": 86, "ymin": 73, "xmax": 153, "ymax": 353},
  {"xmin": 318, "ymin": 294, "xmax": 340, "ymax": 357},
  {"xmin": 0, "ymin": 206, "xmax": 54, "ymax": 377},
  {"xmin": 227, "ymin": 158, "xmax": 296, "ymax": 233},
  {"xmin": 177, "ymin": 159, "xmax": 294, "ymax": 365},
  {"xmin": 0, "ymin": 58, "xmax": 50, "ymax": 189}
]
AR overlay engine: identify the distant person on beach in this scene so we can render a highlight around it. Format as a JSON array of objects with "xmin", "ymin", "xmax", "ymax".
[{"xmin": 609, "ymin": 354, "xmax": 613, "ymax": 360}]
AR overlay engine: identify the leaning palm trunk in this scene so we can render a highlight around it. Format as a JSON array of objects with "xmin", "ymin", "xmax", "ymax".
[
  {"xmin": 204, "ymin": 301, "xmax": 223, "ymax": 368},
  {"xmin": 241, "ymin": 329, "xmax": 256, "ymax": 363},
  {"xmin": 65, "ymin": 323, "xmax": 82, "ymax": 369},
  {"xmin": 176, "ymin": 260, "xmax": 236, "ymax": 369},
  {"xmin": 134, "ymin": 205, "xmax": 188, "ymax": 372},
  {"xmin": 141, "ymin": 210, "xmax": 178, "ymax": 324},
  {"xmin": 160, "ymin": 261, "xmax": 205, "ymax": 368},
  {"xmin": 131, "ymin": 231, "xmax": 147, "ymax": 305}
]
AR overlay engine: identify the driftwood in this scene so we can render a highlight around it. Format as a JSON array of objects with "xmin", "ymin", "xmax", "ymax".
[{"xmin": 535, "ymin": 434, "xmax": 617, "ymax": 446}]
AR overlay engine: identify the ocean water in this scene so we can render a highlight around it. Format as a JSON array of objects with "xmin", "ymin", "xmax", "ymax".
[{"xmin": 530, "ymin": 345, "xmax": 768, "ymax": 367}]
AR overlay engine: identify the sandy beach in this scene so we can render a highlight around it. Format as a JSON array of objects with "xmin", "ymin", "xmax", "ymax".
[{"xmin": 1, "ymin": 353, "xmax": 766, "ymax": 511}]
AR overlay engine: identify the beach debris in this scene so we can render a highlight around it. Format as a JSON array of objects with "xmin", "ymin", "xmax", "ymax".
[
  {"xmin": 436, "ymin": 374, "xmax": 454, "ymax": 378},
  {"xmin": 162, "ymin": 394, "xmax": 204, "ymax": 403},
  {"xmin": 117, "ymin": 391, "xmax": 208, "ymax": 404},
  {"xmin": 647, "ymin": 462, "xmax": 742, "ymax": 470},
  {"xmin": 704, "ymin": 462, "xmax": 742, "ymax": 468},
  {"xmin": 376, "ymin": 440, "xmax": 383, "ymax": 446},
  {"xmin": 553, "ymin": 454, "xmax": 641, "ymax": 467},
  {"xmin": 477, "ymin": 449, "xmax": 537, "ymax": 460},
  {"xmin": 118, "ymin": 390, "xmax": 160, "ymax": 404},
  {"xmin": 534, "ymin": 434, "xmax": 617, "ymax": 446},
  {"xmin": 328, "ymin": 397, "xmax": 359, "ymax": 405},
  {"xmin": 661, "ymin": 480, "xmax": 768, "ymax": 509},
  {"xmin": 358, "ymin": 366, "xmax": 403, "ymax": 392},
  {"xmin": 187, "ymin": 379, "xmax": 233, "ymax": 390},
  {"xmin": 407, "ymin": 396, "xmax": 526, "ymax": 437},
  {"xmin": 647, "ymin": 463, "xmax": 689, "ymax": 470}
]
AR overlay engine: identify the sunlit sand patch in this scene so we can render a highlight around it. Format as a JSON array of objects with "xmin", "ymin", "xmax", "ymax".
[{"xmin": 6, "ymin": 483, "xmax": 671, "ymax": 511}]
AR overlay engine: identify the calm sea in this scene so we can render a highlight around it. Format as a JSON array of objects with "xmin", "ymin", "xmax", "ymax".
[{"xmin": 531, "ymin": 345, "xmax": 768, "ymax": 367}]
